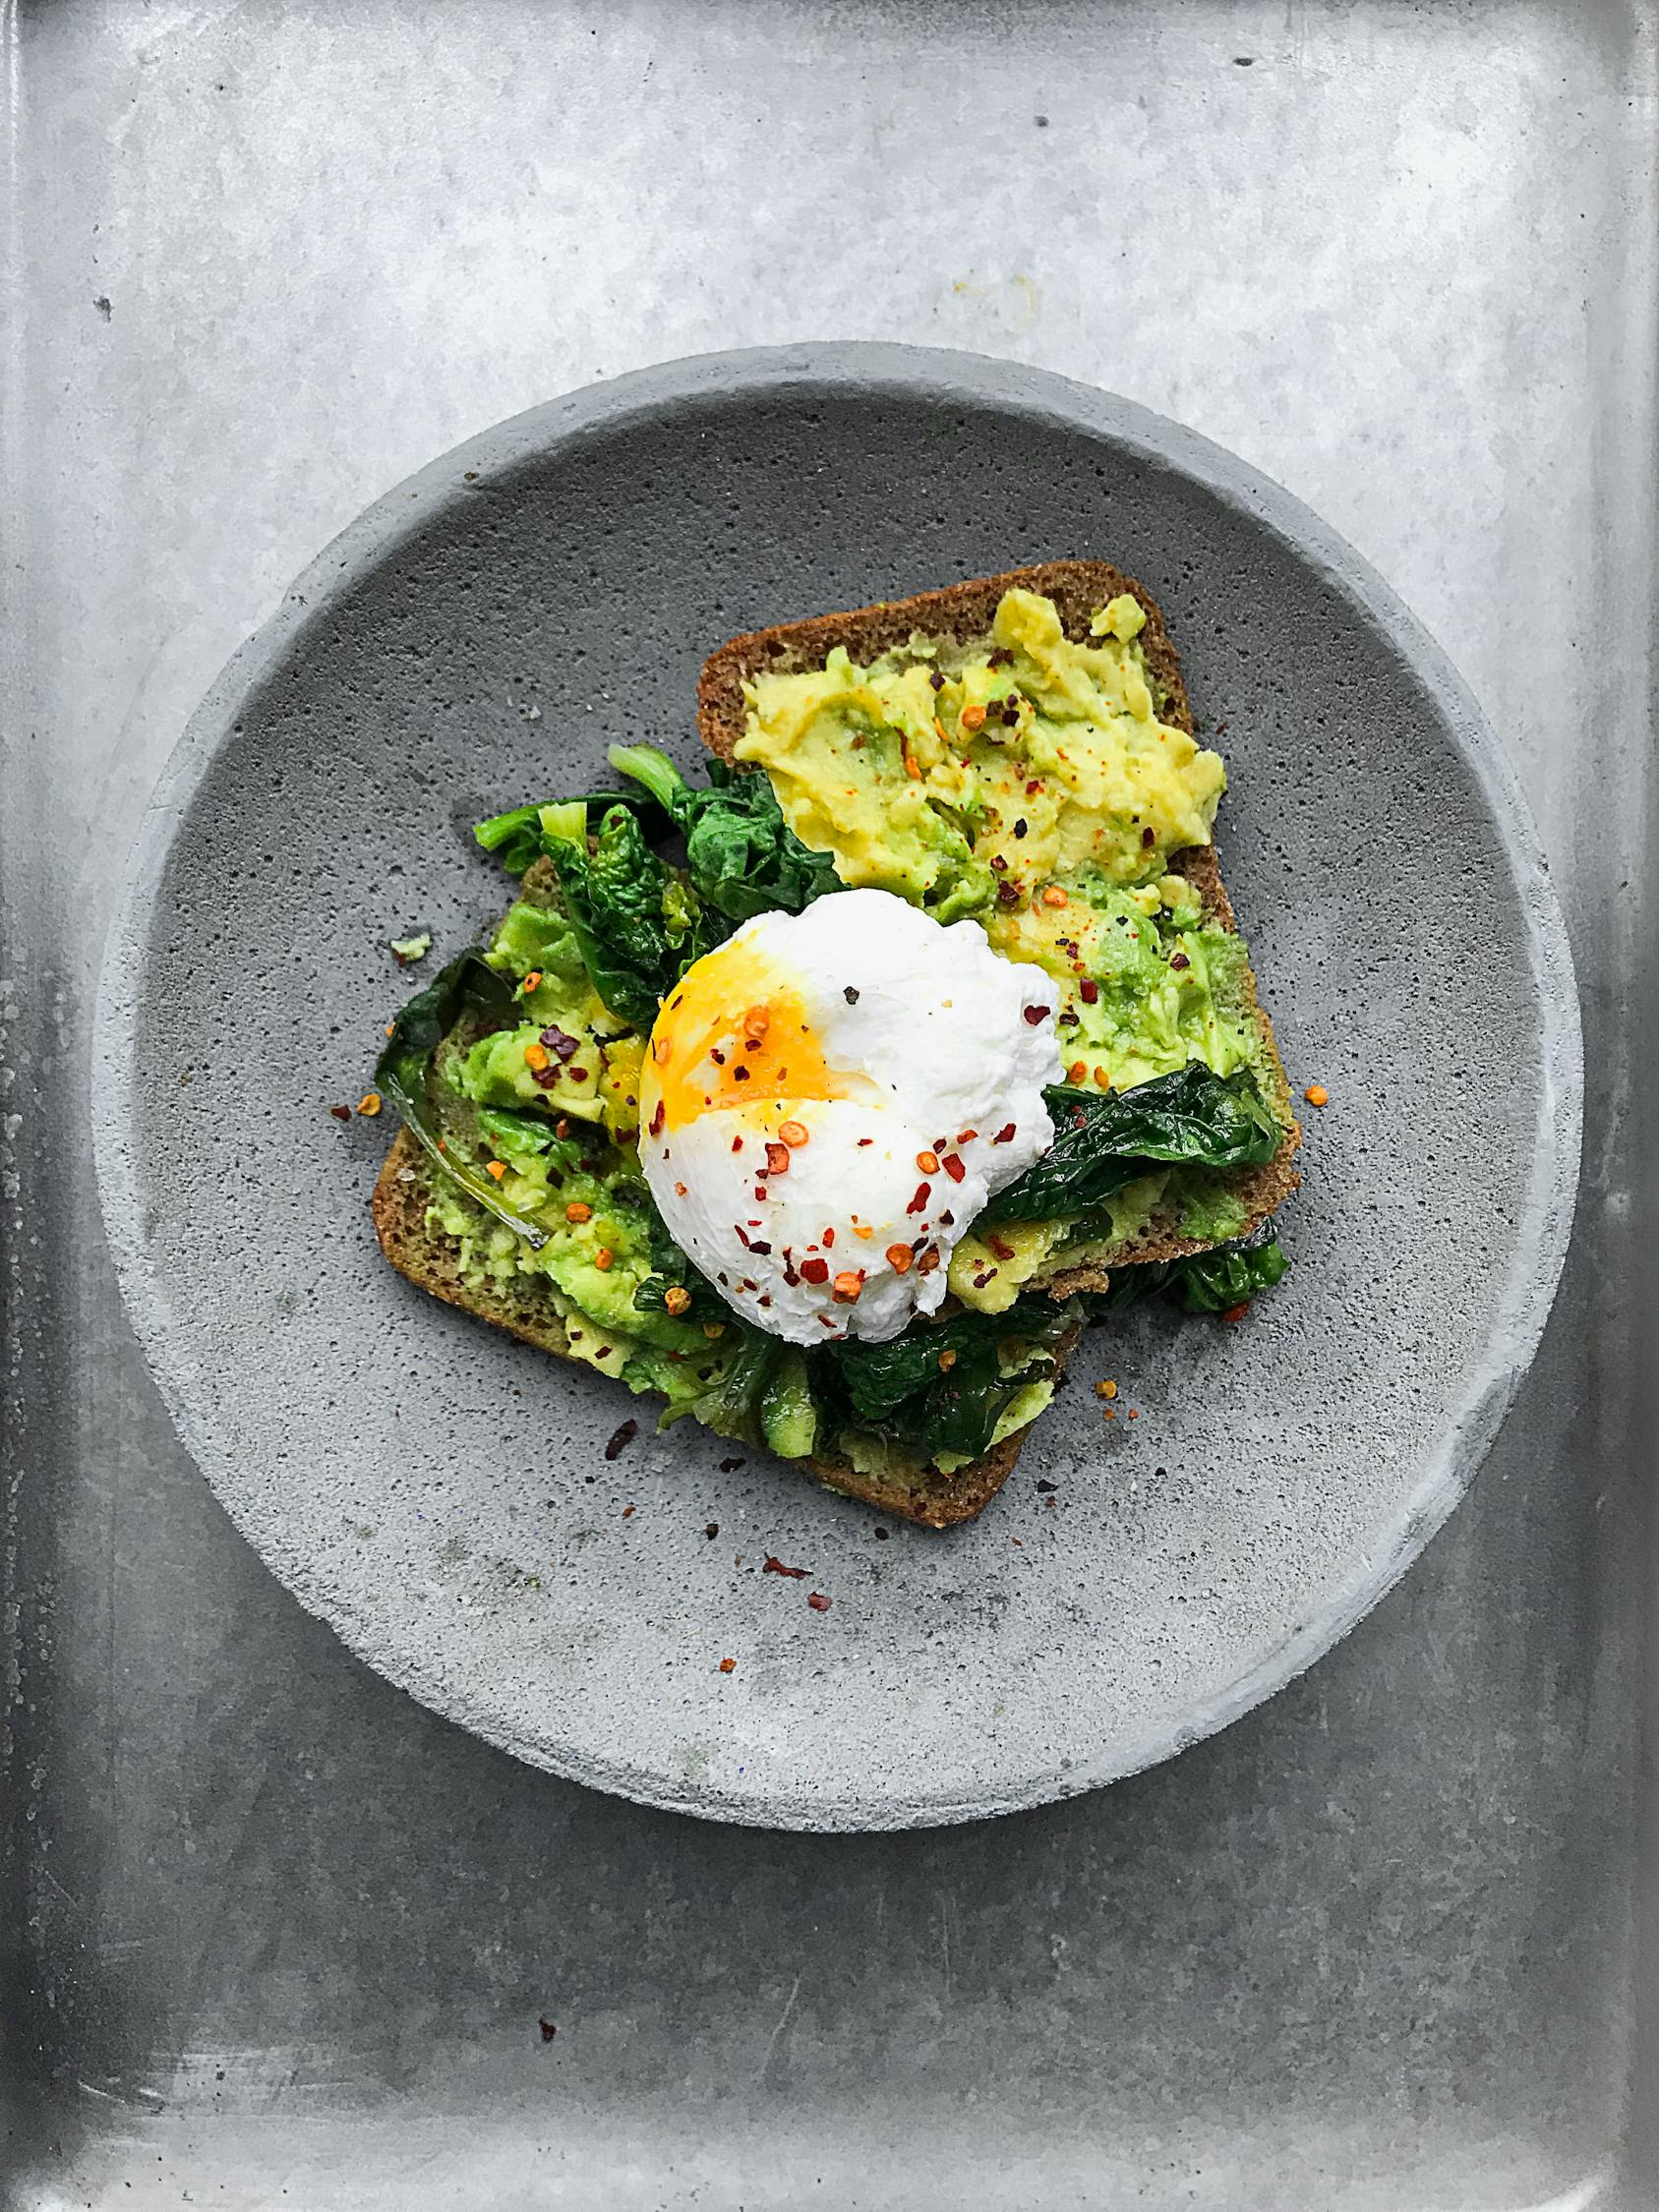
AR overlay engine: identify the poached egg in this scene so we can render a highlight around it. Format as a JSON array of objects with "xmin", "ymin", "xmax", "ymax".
[{"xmin": 638, "ymin": 889, "xmax": 1061, "ymax": 1344}]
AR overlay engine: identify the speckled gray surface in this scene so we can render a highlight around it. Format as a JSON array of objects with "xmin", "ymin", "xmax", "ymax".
[{"xmin": 92, "ymin": 346, "xmax": 1580, "ymax": 1831}]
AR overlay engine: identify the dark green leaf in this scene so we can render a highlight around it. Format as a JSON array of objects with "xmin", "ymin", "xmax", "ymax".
[
  {"xmin": 475, "ymin": 787, "xmax": 667, "ymax": 875},
  {"xmin": 1084, "ymin": 1237, "xmax": 1290, "ymax": 1317},
  {"xmin": 1168, "ymin": 1238, "xmax": 1289, "ymax": 1312},
  {"xmin": 633, "ymin": 1207, "xmax": 731, "ymax": 1328},
  {"xmin": 376, "ymin": 949, "xmax": 550, "ymax": 1246},
  {"xmin": 546, "ymin": 804, "xmax": 719, "ymax": 1030},
  {"xmin": 822, "ymin": 1297, "xmax": 1080, "ymax": 1462},
  {"xmin": 610, "ymin": 743, "xmax": 842, "ymax": 922},
  {"xmin": 665, "ymin": 1331, "xmax": 791, "ymax": 1449},
  {"xmin": 983, "ymin": 1066, "xmax": 1283, "ymax": 1226}
]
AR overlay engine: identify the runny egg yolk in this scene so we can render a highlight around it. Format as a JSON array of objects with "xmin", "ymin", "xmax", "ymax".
[{"xmin": 642, "ymin": 938, "xmax": 865, "ymax": 1130}]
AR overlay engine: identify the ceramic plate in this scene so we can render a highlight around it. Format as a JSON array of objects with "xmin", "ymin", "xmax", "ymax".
[{"xmin": 93, "ymin": 345, "xmax": 1580, "ymax": 1831}]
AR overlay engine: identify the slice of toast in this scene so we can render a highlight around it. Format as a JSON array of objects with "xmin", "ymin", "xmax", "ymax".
[
  {"xmin": 696, "ymin": 559, "xmax": 1299, "ymax": 1287},
  {"xmin": 374, "ymin": 1130, "xmax": 1077, "ymax": 1529}
]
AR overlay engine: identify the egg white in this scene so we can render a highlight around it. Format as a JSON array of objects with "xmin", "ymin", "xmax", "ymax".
[{"xmin": 640, "ymin": 889, "xmax": 1061, "ymax": 1345}]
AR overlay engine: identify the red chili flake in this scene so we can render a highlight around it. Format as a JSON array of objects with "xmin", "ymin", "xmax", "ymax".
[
  {"xmin": 649, "ymin": 1100, "xmax": 666, "ymax": 1136},
  {"xmin": 1079, "ymin": 978, "xmax": 1100, "ymax": 1004},
  {"xmin": 806, "ymin": 1592, "xmax": 832, "ymax": 1612},
  {"xmin": 718, "ymin": 1658, "xmax": 736, "ymax": 1673},
  {"xmin": 621, "ymin": 1504, "xmax": 635, "ymax": 1518},
  {"xmin": 327, "ymin": 1104, "xmax": 351, "ymax": 1122},
  {"xmin": 800, "ymin": 1256, "xmax": 830, "ymax": 1285},
  {"xmin": 538, "ymin": 2019, "xmax": 558, "ymax": 2043},
  {"xmin": 1141, "ymin": 826, "xmax": 1155, "ymax": 847},
  {"xmin": 568, "ymin": 1067, "xmax": 589, "ymax": 1082},
  {"xmin": 1023, "ymin": 1005, "xmax": 1050, "ymax": 1025},
  {"xmin": 731, "ymin": 1135, "xmax": 743, "ymax": 1153},
  {"xmin": 1035, "ymin": 1479, "xmax": 1057, "ymax": 1494},
  {"xmin": 996, "ymin": 880, "xmax": 1023, "ymax": 906},
  {"xmin": 1013, "ymin": 818, "xmax": 1029, "ymax": 839},
  {"xmin": 748, "ymin": 1241, "xmax": 772, "ymax": 1256},
  {"xmin": 733, "ymin": 1066, "xmax": 750, "ymax": 1082},
  {"xmin": 765, "ymin": 1142, "xmax": 791, "ymax": 1175},
  {"xmin": 987, "ymin": 1234, "xmax": 1017, "ymax": 1261},
  {"xmin": 734, "ymin": 1225, "xmax": 751, "ymax": 1250},
  {"xmin": 918, "ymin": 1247, "xmax": 941, "ymax": 1273},
  {"xmin": 763, "ymin": 1555, "xmax": 808, "ymax": 1579},
  {"xmin": 907, "ymin": 1183, "xmax": 930, "ymax": 1214},
  {"xmin": 532, "ymin": 1066, "xmax": 561, "ymax": 1089},
  {"xmin": 821, "ymin": 1226, "xmax": 835, "ymax": 1248},
  {"xmin": 540, "ymin": 1024, "xmax": 581, "ymax": 1062},
  {"xmin": 991, "ymin": 1123, "xmax": 1017, "ymax": 1145},
  {"xmin": 941, "ymin": 1154, "xmax": 966, "ymax": 1184},
  {"xmin": 956, "ymin": 1129, "xmax": 978, "ymax": 1144},
  {"xmin": 1170, "ymin": 953, "xmax": 1191, "ymax": 971},
  {"xmin": 1220, "ymin": 1301, "xmax": 1251, "ymax": 1324},
  {"xmin": 783, "ymin": 1261, "xmax": 800, "ymax": 1286},
  {"xmin": 990, "ymin": 853, "xmax": 1008, "ymax": 874},
  {"xmin": 705, "ymin": 1520, "xmax": 722, "ymax": 1535},
  {"xmin": 857, "ymin": 1137, "xmax": 873, "ymax": 1148},
  {"xmin": 604, "ymin": 1421, "xmax": 638, "ymax": 1461}
]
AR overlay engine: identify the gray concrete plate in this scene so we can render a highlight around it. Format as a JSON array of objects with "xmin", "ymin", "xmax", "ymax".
[{"xmin": 91, "ymin": 345, "xmax": 1581, "ymax": 1832}]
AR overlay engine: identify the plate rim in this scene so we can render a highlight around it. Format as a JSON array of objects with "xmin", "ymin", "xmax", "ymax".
[{"xmin": 91, "ymin": 341, "xmax": 1584, "ymax": 1830}]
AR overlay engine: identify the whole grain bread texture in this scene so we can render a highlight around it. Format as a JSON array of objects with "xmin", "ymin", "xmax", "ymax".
[
  {"xmin": 373, "ymin": 1129, "xmax": 1072, "ymax": 1529},
  {"xmin": 695, "ymin": 558, "xmax": 1300, "ymax": 1287}
]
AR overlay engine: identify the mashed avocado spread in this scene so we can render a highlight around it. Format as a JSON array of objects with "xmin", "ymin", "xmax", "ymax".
[
  {"xmin": 426, "ymin": 897, "xmax": 727, "ymax": 1414},
  {"xmin": 735, "ymin": 587, "xmax": 1257, "ymax": 1095}
]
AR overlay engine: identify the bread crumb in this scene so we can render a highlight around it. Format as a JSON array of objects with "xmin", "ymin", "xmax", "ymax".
[{"xmin": 1304, "ymin": 1082, "xmax": 1329, "ymax": 1107}]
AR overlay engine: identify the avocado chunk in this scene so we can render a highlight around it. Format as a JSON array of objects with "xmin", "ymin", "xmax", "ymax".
[{"xmin": 759, "ymin": 1352, "xmax": 819, "ymax": 1460}]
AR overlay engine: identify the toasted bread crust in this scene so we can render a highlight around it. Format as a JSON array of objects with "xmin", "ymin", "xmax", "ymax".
[
  {"xmin": 694, "ymin": 560, "xmax": 1299, "ymax": 1281},
  {"xmin": 373, "ymin": 1129, "xmax": 1062, "ymax": 1528},
  {"xmin": 696, "ymin": 558, "xmax": 1191, "ymax": 756}
]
